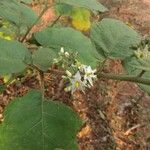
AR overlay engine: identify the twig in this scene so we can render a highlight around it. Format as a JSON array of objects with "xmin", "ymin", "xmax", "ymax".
[
  {"xmin": 50, "ymin": 15, "xmax": 62, "ymax": 27},
  {"xmin": 20, "ymin": 2, "xmax": 52, "ymax": 42},
  {"xmin": 124, "ymin": 124, "xmax": 146, "ymax": 136}
]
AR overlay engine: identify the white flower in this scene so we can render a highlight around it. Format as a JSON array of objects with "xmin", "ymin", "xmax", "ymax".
[
  {"xmin": 83, "ymin": 66, "xmax": 97, "ymax": 87},
  {"xmin": 65, "ymin": 71, "xmax": 86, "ymax": 94}
]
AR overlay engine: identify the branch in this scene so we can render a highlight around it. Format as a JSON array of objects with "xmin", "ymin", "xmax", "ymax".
[
  {"xmin": 98, "ymin": 73, "xmax": 150, "ymax": 85},
  {"xmin": 50, "ymin": 15, "xmax": 61, "ymax": 27},
  {"xmin": 124, "ymin": 123, "xmax": 147, "ymax": 136}
]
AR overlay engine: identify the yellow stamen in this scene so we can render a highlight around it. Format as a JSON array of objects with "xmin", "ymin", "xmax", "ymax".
[{"xmin": 75, "ymin": 81, "xmax": 80, "ymax": 88}]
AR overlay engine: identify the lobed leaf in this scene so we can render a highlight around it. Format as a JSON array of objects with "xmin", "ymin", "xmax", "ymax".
[{"xmin": 91, "ymin": 18, "xmax": 141, "ymax": 59}]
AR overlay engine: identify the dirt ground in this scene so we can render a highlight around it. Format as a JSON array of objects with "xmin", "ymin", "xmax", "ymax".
[
  {"xmin": 101, "ymin": 0, "xmax": 150, "ymax": 35},
  {"xmin": 102, "ymin": 1, "xmax": 150, "ymax": 149},
  {"xmin": 0, "ymin": 0, "xmax": 150, "ymax": 150}
]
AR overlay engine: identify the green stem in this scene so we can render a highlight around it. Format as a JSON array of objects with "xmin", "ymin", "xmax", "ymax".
[
  {"xmin": 137, "ymin": 70, "xmax": 146, "ymax": 77},
  {"xmin": 98, "ymin": 73, "xmax": 150, "ymax": 85}
]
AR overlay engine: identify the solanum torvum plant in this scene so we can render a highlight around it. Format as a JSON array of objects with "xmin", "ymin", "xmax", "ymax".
[{"xmin": 0, "ymin": 0, "xmax": 149, "ymax": 149}]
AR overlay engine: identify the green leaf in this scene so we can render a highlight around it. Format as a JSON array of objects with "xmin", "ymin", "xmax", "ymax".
[
  {"xmin": 123, "ymin": 57, "xmax": 141, "ymax": 76},
  {"xmin": 139, "ymin": 72, "xmax": 150, "ymax": 94},
  {"xmin": 125, "ymin": 57, "xmax": 150, "ymax": 72},
  {"xmin": 91, "ymin": 18, "xmax": 141, "ymax": 59},
  {"xmin": 0, "ymin": 90, "xmax": 82, "ymax": 149},
  {"xmin": 34, "ymin": 27, "xmax": 103, "ymax": 67},
  {"xmin": 55, "ymin": 0, "xmax": 108, "ymax": 12},
  {"xmin": 0, "ymin": 85, "xmax": 6, "ymax": 93},
  {"xmin": 123, "ymin": 57, "xmax": 150, "ymax": 94},
  {"xmin": 32, "ymin": 48, "xmax": 56, "ymax": 71},
  {"xmin": 0, "ymin": 39, "xmax": 31, "ymax": 75},
  {"xmin": 55, "ymin": 3, "xmax": 73, "ymax": 16},
  {"xmin": 0, "ymin": 20, "xmax": 17, "ymax": 39},
  {"xmin": 0, "ymin": 0, "xmax": 37, "ymax": 27}
]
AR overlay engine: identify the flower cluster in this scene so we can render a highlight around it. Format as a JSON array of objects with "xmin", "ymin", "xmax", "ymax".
[
  {"xmin": 53, "ymin": 47, "xmax": 78, "ymax": 69},
  {"xmin": 134, "ymin": 44, "xmax": 150, "ymax": 59},
  {"xmin": 53, "ymin": 47, "xmax": 70, "ymax": 63},
  {"xmin": 54, "ymin": 47, "xmax": 97, "ymax": 94},
  {"xmin": 64, "ymin": 65, "xmax": 97, "ymax": 94}
]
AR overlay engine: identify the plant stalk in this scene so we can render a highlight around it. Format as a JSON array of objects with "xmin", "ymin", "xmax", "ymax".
[{"xmin": 98, "ymin": 73, "xmax": 150, "ymax": 85}]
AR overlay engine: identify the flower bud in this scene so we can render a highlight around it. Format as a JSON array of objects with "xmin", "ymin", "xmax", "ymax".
[
  {"xmin": 66, "ymin": 70, "xmax": 72, "ymax": 77},
  {"xmin": 60, "ymin": 47, "xmax": 64, "ymax": 53},
  {"xmin": 65, "ymin": 52, "xmax": 69, "ymax": 57}
]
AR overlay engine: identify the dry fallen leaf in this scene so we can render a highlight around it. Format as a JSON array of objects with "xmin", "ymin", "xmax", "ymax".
[{"xmin": 78, "ymin": 124, "xmax": 91, "ymax": 138}]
